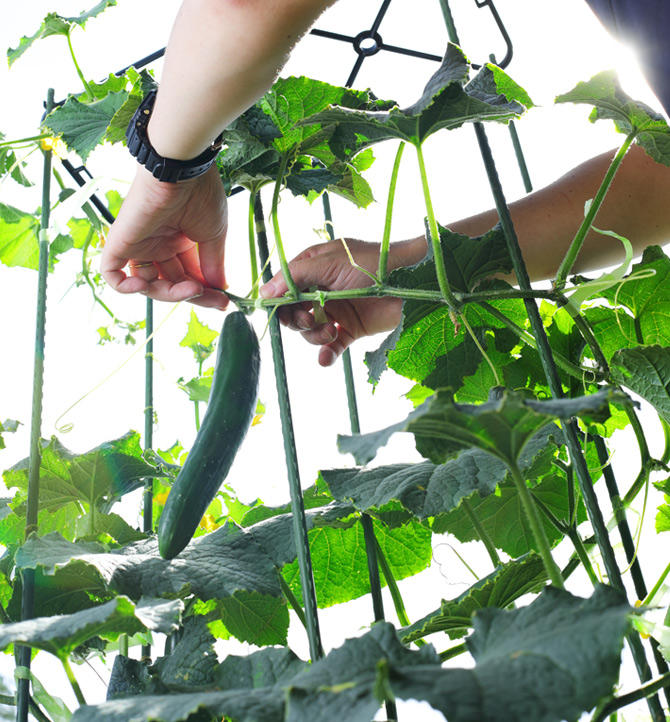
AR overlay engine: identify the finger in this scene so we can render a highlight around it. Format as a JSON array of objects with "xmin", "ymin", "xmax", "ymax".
[
  {"xmin": 188, "ymin": 287, "xmax": 228, "ymax": 311},
  {"xmin": 260, "ymin": 251, "xmax": 336, "ymax": 298},
  {"xmin": 277, "ymin": 304, "xmax": 315, "ymax": 331},
  {"xmin": 179, "ymin": 245, "xmax": 207, "ymax": 285},
  {"xmin": 318, "ymin": 326, "xmax": 355, "ymax": 367},
  {"xmin": 101, "ymin": 246, "xmax": 148, "ymax": 293},
  {"xmin": 155, "ymin": 256, "xmax": 187, "ymax": 283},
  {"xmin": 299, "ymin": 321, "xmax": 338, "ymax": 347},
  {"xmin": 140, "ymin": 278, "xmax": 205, "ymax": 303},
  {"xmin": 198, "ymin": 238, "xmax": 226, "ymax": 292},
  {"xmin": 128, "ymin": 261, "xmax": 160, "ymax": 282}
]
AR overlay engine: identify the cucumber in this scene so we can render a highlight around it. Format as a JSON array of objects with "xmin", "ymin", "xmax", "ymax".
[{"xmin": 158, "ymin": 311, "xmax": 260, "ymax": 559}]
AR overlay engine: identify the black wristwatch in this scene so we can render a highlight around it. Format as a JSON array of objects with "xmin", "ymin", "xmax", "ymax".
[{"xmin": 126, "ymin": 90, "xmax": 224, "ymax": 182}]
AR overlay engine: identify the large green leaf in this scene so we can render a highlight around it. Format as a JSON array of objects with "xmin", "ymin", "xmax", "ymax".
[
  {"xmin": 0, "ymin": 132, "xmax": 31, "ymax": 187},
  {"xmin": 42, "ymin": 92, "xmax": 127, "ymax": 161},
  {"xmin": 7, "ymin": 1, "xmax": 117, "ymax": 65},
  {"xmin": 599, "ymin": 245, "xmax": 670, "ymax": 346},
  {"xmin": 556, "ymin": 71, "xmax": 670, "ymax": 164},
  {"xmin": 325, "ymin": 423, "xmax": 557, "ymax": 526},
  {"xmin": 4, "ymin": 432, "xmax": 161, "ymax": 513},
  {"xmin": 610, "ymin": 345, "xmax": 670, "ymax": 421},
  {"xmin": 400, "ymin": 553, "xmax": 547, "ymax": 642},
  {"xmin": 338, "ymin": 387, "xmax": 619, "ymax": 467},
  {"xmin": 433, "ymin": 472, "xmax": 586, "ymax": 557},
  {"xmin": 365, "ymin": 223, "xmax": 517, "ymax": 386},
  {"xmin": 392, "ymin": 586, "xmax": 631, "ymax": 722},
  {"xmin": 300, "ymin": 45, "xmax": 530, "ymax": 147},
  {"xmin": 0, "ymin": 203, "xmax": 40, "ymax": 270},
  {"xmin": 0, "ymin": 596, "xmax": 181, "ymax": 658},
  {"xmin": 281, "ymin": 517, "xmax": 432, "ymax": 608}
]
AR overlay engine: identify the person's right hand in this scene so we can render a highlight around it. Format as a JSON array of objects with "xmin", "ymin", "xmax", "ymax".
[
  {"xmin": 101, "ymin": 165, "xmax": 229, "ymax": 310},
  {"xmin": 260, "ymin": 238, "xmax": 426, "ymax": 366}
]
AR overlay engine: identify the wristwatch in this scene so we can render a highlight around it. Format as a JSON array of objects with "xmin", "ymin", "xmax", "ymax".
[{"xmin": 126, "ymin": 90, "xmax": 224, "ymax": 182}]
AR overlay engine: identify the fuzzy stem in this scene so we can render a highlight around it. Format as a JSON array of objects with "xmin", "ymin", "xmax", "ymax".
[
  {"xmin": 462, "ymin": 499, "xmax": 501, "ymax": 568},
  {"xmin": 375, "ymin": 538, "xmax": 411, "ymax": 631},
  {"xmin": 279, "ymin": 574, "xmax": 307, "ymax": 629},
  {"xmin": 0, "ymin": 134, "xmax": 51, "ymax": 148},
  {"xmin": 643, "ymin": 562, "xmax": 670, "ymax": 607},
  {"xmin": 623, "ymin": 408, "xmax": 653, "ymax": 507},
  {"xmin": 61, "ymin": 657, "xmax": 86, "ymax": 707},
  {"xmin": 439, "ymin": 643, "xmax": 467, "ymax": 662},
  {"xmin": 592, "ymin": 671, "xmax": 670, "ymax": 722},
  {"xmin": 66, "ymin": 32, "xmax": 94, "ymax": 100},
  {"xmin": 555, "ymin": 134, "xmax": 635, "ymax": 289},
  {"xmin": 415, "ymin": 143, "xmax": 458, "ymax": 308},
  {"xmin": 270, "ymin": 155, "xmax": 298, "ymax": 297},
  {"xmin": 248, "ymin": 192, "xmax": 260, "ymax": 299},
  {"xmin": 508, "ymin": 462, "xmax": 564, "ymax": 589},
  {"xmin": 566, "ymin": 529, "xmax": 599, "ymax": 586},
  {"xmin": 377, "ymin": 141, "xmax": 406, "ymax": 283}
]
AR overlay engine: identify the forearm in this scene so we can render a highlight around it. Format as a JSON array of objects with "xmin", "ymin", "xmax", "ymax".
[
  {"xmin": 149, "ymin": 0, "xmax": 334, "ymax": 159},
  {"xmin": 446, "ymin": 144, "xmax": 670, "ymax": 281}
]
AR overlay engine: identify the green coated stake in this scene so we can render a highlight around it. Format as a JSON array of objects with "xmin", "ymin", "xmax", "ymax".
[
  {"xmin": 141, "ymin": 297, "xmax": 154, "ymax": 661},
  {"xmin": 253, "ymin": 193, "xmax": 323, "ymax": 661},
  {"xmin": 322, "ymin": 192, "xmax": 397, "ymax": 721},
  {"xmin": 17, "ymin": 88, "xmax": 54, "ymax": 722}
]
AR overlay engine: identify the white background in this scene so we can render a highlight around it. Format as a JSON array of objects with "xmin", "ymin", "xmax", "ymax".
[{"xmin": 0, "ymin": 1, "xmax": 668, "ymax": 720}]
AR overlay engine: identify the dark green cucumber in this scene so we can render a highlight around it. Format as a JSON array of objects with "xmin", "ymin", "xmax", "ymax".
[{"xmin": 158, "ymin": 311, "xmax": 260, "ymax": 559}]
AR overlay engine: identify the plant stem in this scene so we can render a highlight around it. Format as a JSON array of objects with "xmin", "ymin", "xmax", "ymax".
[
  {"xmin": 414, "ymin": 142, "xmax": 458, "ymax": 308},
  {"xmin": 270, "ymin": 155, "xmax": 298, "ymax": 297},
  {"xmin": 439, "ymin": 643, "xmax": 467, "ymax": 662},
  {"xmin": 508, "ymin": 462, "xmax": 564, "ymax": 588},
  {"xmin": 623, "ymin": 408, "xmax": 653, "ymax": 507},
  {"xmin": 643, "ymin": 562, "xmax": 670, "ymax": 607},
  {"xmin": 278, "ymin": 574, "xmax": 307, "ymax": 629},
  {"xmin": 566, "ymin": 529, "xmax": 599, "ymax": 586},
  {"xmin": 66, "ymin": 32, "xmax": 94, "ymax": 100},
  {"xmin": 0, "ymin": 134, "xmax": 50, "ymax": 148},
  {"xmin": 118, "ymin": 634, "xmax": 129, "ymax": 657},
  {"xmin": 254, "ymin": 194, "xmax": 323, "ymax": 661},
  {"xmin": 555, "ymin": 133, "xmax": 635, "ymax": 289},
  {"xmin": 374, "ymin": 538, "xmax": 413, "ymax": 631},
  {"xmin": 248, "ymin": 192, "xmax": 260, "ymax": 299},
  {"xmin": 377, "ymin": 141, "xmax": 406, "ymax": 283},
  {"xmin": 60, "ymin": 657, "xmax": 86, "ymax": 707},
  {"xmin": 461, "ymin": 499, "xmax": 501, "ymax": 568},
  {"xmin": 591, "ymin": 671, "xmax": 670, "ymax": 722}
]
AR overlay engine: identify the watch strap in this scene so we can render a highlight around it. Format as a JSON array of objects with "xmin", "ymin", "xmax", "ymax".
[{"xmin": 126, "ymin": 90, "xmax": 223, "ymax": 182}]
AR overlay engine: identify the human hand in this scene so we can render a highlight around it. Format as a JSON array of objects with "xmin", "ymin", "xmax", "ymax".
[
  {"xmin": 259, "ymin": 238, "xmax": 426, "ymax": 366},
  {"xmin": 101, "ymin": 165, "xmax": 229, "ymax": 310}
]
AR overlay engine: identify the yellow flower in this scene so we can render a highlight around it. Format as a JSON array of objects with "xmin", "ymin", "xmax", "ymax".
[{"xmin": 39, "ymin": 137, "xmax": 68, "ymax": 158}]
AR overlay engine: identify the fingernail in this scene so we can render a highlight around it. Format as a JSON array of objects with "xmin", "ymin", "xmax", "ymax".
[
  {"xmin": 321, "ymin": 348, "xmax": 337, "ymax": 366},
  {"xmin": 185, "ymin": 292, "xmax": 204, "ymax": 301}
]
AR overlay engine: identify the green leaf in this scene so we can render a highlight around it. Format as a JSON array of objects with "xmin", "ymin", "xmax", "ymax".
[
  {"xmin": 0, "ymin": 132, "xmax": 32, "ymax": 187},
  {"xmin": 154, "ymin": 617, "xmax": 218, "ymax": 691},
  {"xmin": 599, "ymin": 245, "xmax": 670, "ymax": 345},
  {"xmin": 0, "ymin": 203, "xmax": 40, "ymax": 270},
  {"xmin": 391, "ymin": 586, "xmax": 631, "ymax": 722},
  {"xmin": 366, "ymin": 223, "xmax": 515, "ymax": 385},
  {"xmin": 42, "ymin": 91, "xmax": 128, "ymax": 161},
  {"xmin": 282, "ymin": 517, "xmax": 432, "ymax": 608},
  {"xmin": 433, "ymin": 472, "xmax": 586, "ymax": 556},
  {"xmin": 300, "ymin": 45, "xmax": 530, "ymax": 148},
  {"xmin": 656, "ymin": 502, "xmax": 670, "ymax": 533},
  {"xmin": 610, "ymin": 345, "xmax": 670, "ymax": 421},
  {"xmin": 0, "ymin": 418, "xmax": 20, "ymax": 450},
  {"xmin": 8, "ymin": 1, "xmax": 117, "ymax": 65},
  {"xmin": 4, "ymin": 432, "xmax": 161, "ymax": 513},
  {"xmin": 177, "ymin": 369, "xmax": 214, "ymax": 404},
  {"xmin": 400, "ymin": 553, "xmax": 547, "ymax": 642},
  {"xmin": 0, "ymin": 596, "xmax": 181, "ymax": 658},
  {"xmin": 179, "ymin": 309, "xmax": 218, "ymax": 364},
  {"xmin": 338, "ymin": 386, "xmax": 619, "ymax": 467},
  {"xmin": 556, "ymin": 71, "xmax": 670, "ymax": 164},
  {"xmin": 75, "ymin": 512, "xmax": 145, "ymax": 544},
  {"xmin": 583, "ymin": 305, "xmax": 638, "ymax": 361}
]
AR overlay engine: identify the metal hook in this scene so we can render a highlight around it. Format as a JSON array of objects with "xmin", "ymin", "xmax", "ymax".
[{"xmin": 473, "ymin": 0, "xmax": 513, "ymax": 68}]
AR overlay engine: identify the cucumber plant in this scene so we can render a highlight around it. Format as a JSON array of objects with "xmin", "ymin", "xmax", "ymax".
[{"xmin": 2, "ymin": 2, "xmax": 670, "ymax": 721}]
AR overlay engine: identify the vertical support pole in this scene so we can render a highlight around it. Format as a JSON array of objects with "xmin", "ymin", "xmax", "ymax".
[
  {"xmin": 141, "ymin": 297, "xmax": 154, "ymax": 661},
  {"xmin": 322, "ymin": 193, "xmax": 396, "ymax": 720},
  {"xmin": 16, "ymin": 88, "xmax": 55, "ymax": 722},
  {"xmin": 253, "ymin": 193, "xmax": 323, "ymax": 661}
]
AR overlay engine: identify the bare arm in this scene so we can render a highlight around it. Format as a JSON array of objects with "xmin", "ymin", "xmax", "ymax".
[
  {"xmin": 262, "ymin": 143, "xmax": 670, "ymax": 364},
  {"xmin": 102, "ymin": 0, "xmax": 334, "ymax": 306}
]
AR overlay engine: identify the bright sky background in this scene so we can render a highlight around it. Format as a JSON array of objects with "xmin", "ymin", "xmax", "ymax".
[{"xmin": 0, "ymin": 1, "xmax": 667, "ymax": 719}]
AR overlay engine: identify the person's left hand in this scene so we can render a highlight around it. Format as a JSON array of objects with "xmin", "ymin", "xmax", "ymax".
[{"xmin": 101, "ymin": 165, "xmax": 229, "ymax": 310}]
